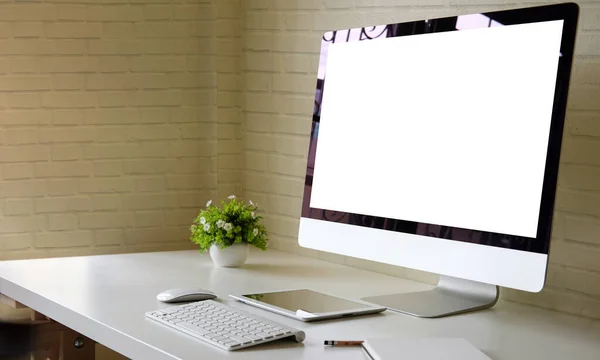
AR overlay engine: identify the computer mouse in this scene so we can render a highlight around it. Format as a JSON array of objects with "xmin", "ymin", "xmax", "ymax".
[{"xmin": 157, "ymin": 288, "xmax": 217, "ymax": 303}]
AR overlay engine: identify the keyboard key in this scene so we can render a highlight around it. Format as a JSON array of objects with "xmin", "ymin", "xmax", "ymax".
[
  {"xmin": 246, "ymin": 334, "xmax": 263, "ymax": 341},
  {"xmin": 178, "ymin": 322, "xmax": 210, "ymax": 335},
  {"xmin": 146, "ymin": 300, "xmax": 304, "ymax": 351},
  {"xmin": 161, "ymin": 308, "xmax": 180, "ymax": 315},
  {"xmin": 230, "ymin": 335, "xmax": 252, "ymax": 344}
]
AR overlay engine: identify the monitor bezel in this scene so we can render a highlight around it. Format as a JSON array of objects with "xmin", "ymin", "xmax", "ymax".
[{"xmin": 300, "ymin": 3, "xmax": 579, "ymax": 257}]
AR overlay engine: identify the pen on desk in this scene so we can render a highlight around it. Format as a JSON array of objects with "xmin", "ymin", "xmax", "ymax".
[{"xmin": 324, "ymin": 340, "xmax": 364, "ymax": 346}]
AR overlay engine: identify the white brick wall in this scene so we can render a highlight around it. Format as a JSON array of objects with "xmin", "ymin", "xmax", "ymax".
[
  {"xmin": 241, "ymin": 0, "xmax": 600, "ymax": 319},
  {"xmin": 1, "ymin": 0, "xmax": 599, "ymax": 323},
  {"xmin": 0, "ymin": 0, "xmax": 243, "ymax": 260}
]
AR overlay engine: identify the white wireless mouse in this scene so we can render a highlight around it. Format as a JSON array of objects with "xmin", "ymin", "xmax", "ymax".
[{"xmin": 157, "ymin": 288, "xmax": 217, "ymax": 303}]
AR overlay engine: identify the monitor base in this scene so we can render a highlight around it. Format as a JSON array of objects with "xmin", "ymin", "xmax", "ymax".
[{"xmin": 361, "ymin": 275, "xmax": 499, "ymax": 318}]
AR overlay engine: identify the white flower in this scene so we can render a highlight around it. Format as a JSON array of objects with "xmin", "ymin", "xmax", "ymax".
[
  {"xmin": 228, "ymin": 195, "xmax": 236, "ymax": 199},
  {"xmin": 206, "ymin": 200, "xmax": 212, "ymax": 207},
  {"xmin": 249, "ymin": 200, "xmax": 254, "ymax": 205},
  {"xmin": 251, "ymin": 212, "xmax": 256, "ymax": 219},
  {"xmin": 203, "ymin": 223, "xmax": 211, "ymax": 232},
  {"xmin": 199, "ymin": 216, "xmax": 206, "ymax": 225},
  {"xmin": 216, "ymin": 219, "xmax": 224, "ymax": 228},
  {"xmin": 253, "ymin": 228, "xmax": 259, "ymax": 236},
  {"xmin": 223, "ymin": 223, "xmax": 232, "ymax": 231}
]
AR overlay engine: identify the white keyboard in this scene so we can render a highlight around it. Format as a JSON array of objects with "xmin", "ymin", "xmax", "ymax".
[{"xmin": 146, "ymin": 300, "xmax": 305, "ymax": 351}]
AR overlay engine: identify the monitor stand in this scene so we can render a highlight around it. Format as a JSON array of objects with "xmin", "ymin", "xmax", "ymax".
[{"xmin": 361, "ymin": 275, "xmax": 499, "ymax": 318}]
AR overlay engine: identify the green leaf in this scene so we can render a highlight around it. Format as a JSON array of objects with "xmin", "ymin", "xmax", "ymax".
[{"xmin": 188, "ymin": 197, "xmax": 269, "ymax": 252}]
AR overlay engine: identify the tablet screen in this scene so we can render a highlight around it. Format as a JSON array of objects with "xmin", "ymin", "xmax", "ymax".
[{"xmin": 242, "ymin": 289, "xmax": 367, "ymax": 314}]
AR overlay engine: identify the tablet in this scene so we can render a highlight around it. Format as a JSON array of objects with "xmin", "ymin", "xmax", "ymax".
[{"xmin": 229, "ymin": 289, "xmax": 386, "ymax": 322}]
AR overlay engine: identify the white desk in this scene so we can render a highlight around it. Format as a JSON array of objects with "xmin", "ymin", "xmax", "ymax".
[{"xmin": 0, "ymin": 250, "xmax": 599, "ymax": 360}]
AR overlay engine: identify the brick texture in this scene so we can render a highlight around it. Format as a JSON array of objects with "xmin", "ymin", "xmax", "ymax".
[
  {"xmin": 0, "ymin": 0, "xmax": 231, "ymax": 259},
  {"xmin": 240, "ymin": 0, "xmax": 600, "ymax": 320},
  {"xmin": 2, "ymin": 0, "xmax": 600, "ymax": 322}
]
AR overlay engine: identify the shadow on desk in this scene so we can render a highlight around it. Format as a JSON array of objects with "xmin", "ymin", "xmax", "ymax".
[{"xmin": 303, "ymin": 311, "xmax": 387, "ymax": 326}]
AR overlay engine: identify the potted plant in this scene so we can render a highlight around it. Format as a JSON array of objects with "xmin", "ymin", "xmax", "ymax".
[{"xmin": 190, "ymin": 195, "xmax": 268, "ymax": 267}]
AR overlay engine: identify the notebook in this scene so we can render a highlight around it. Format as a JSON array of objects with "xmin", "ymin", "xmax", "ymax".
[{"xmin": 362, "ymin": 337, "xmax": 491, "ymax": 360}]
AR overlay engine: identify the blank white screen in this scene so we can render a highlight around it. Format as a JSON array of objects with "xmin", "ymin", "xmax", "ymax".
[{"xmin": 310, "ymin": 20, "xmax": 564, "ymax": 238}]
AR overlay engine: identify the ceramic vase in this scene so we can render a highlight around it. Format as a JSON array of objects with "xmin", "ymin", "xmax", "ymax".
[{"xmin": 209, "ymin": 243, "xmax": 249, "ymax": 267}]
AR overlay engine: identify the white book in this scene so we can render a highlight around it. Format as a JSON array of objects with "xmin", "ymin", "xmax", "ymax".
[{"xmin": 362, "ymin": 337, "xmax": 491, "ymax": 360}]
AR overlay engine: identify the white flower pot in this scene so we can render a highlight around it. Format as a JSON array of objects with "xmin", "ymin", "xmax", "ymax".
[{"xmin": 209, "ymin": 243, "xmax": 249, "ymax": 268}]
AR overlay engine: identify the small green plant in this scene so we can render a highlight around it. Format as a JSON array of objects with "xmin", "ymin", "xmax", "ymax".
[{"xmin": 190, "ymin": 195, "xmax": 268, "ymax": 252}]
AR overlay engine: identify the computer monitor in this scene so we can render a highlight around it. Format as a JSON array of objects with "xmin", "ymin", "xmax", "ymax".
[{"xmin": 299, "ymin": 3, "xmax": 579, "ymax": 318}]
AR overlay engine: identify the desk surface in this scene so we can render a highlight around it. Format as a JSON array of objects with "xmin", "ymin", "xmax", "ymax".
[{"xmin": 1, "ymin": 249, "xmax": 599, "ymax": 360}]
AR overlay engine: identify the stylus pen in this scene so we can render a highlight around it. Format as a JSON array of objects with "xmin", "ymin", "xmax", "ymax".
[{"xmin": 324, "ymin": 340, "xmax": 364, "ymax": 346}]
